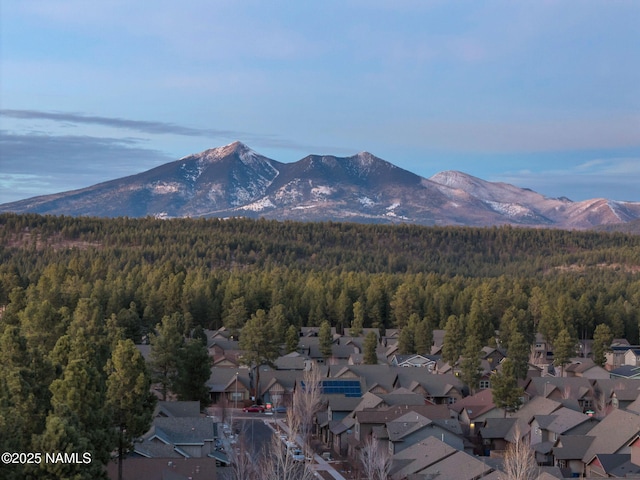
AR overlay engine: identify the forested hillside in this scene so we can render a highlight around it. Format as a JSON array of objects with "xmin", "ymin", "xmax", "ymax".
[
  {"xmin": 1, "ymin": 213, "xmax": 640, "ymax": 477},
  {"xmin": 1, "ymin": 213, "xmax": 640, "ymax": 339}
]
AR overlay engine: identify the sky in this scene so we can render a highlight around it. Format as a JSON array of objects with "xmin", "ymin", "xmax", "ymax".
[{"xmin": 1, "ymin": 0, "xmax": 639, "ymax": 205}]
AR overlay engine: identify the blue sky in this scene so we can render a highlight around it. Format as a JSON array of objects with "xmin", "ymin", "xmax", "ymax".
[{"xmin": 1, "ymin": 0, "xmax": 639, "ymax": 204}]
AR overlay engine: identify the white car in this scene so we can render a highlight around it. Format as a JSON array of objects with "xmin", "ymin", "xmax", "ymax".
[{"xmin": 289, "ymin": 448, "xmax": 307, "ymax": 462}]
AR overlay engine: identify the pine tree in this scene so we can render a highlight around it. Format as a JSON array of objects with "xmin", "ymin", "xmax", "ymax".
[
  {"xmin": 106, "ymin": 339, "xmax": 156, "ymax": 480},
  {"xmin": 414, "ymin": 316, "xmax": 434, "ymax": 355},
  {"xmin": 553, "ymin": 328, "xmax": 576, "ymax": 376},
  {"xmin": 491, "ymin": 358, "xmax": 524, "ymax": 414},
  {"xmin": 149, "ymin": 313, "xmax": 184, "ymax": 401},
  {"xmin": 351, "ymin": 301, "xmax": 364, "ymax": 336},
  {"xmin": 285, "ymin": 324, "xmax": 300, "ymax": 353},
  {"xmin": 239, "ymin": 309, "xmax": 279, "ymax": 401},
  {"xmin": 364, "ymin": 331, "xmax": 379, "ymax": 364},
  {"xmin": 592, "ymin": 323, "xmax": 613, "ymax": 367},
  {"xmin": 173, "ymin": 338, "xmax": 212, "ymax": 404},
  {"xmin": 507, "ymin": 331, "xmax": 531, "ymax": 380},
  {"xmin": 442, "ymin": 315, "xmax": 464, "ymax": 365},
  {"xmin": 319, "ymin": 320, "xmax": 333, "ymax": 360},
  {"xmin": 460, "ymin": 335, "xmax": 483, "ymax": 394}
]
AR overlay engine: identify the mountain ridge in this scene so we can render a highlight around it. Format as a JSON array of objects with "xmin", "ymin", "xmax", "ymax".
[{"xmin": 2, "ymin": 141, "xmax": 639, "ymax": 230}]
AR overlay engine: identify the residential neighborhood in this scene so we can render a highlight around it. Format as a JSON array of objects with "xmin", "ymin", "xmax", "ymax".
[{"xmin": 126, "ymin": 326, "xmax": 640, "ymax": 479}]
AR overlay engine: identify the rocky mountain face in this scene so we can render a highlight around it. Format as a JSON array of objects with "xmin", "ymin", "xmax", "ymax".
[{"xmin": 2, "ymin": 141, "xmax": 640, "ymax": 229}]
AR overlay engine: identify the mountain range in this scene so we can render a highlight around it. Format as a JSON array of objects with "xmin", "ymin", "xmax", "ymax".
[{"xmin": 2, "ymin": 141, "xmax": 640, "ymax": 230}]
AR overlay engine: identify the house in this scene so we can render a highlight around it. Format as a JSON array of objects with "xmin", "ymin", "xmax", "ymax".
[
  {"xmin": 610, "ymin": 365, "xmax": 640, "ymax": 380},
  {"xmin": 581, "ymin": 408, "xmax": 640, "ymax": 477},
  {"xmin": 605, "ymin": 340, "xmax": 639, "ymax": 370},
  {"xmin": 562, "ymin": 358, "xmax": 610, "ymax": 380},
  {"xmin": 106, "ymin": 457, "xmax": 218, "ymax": 480},
  {"xmin": 136, "ymin": 416, "xmax": 217, "ymax": 458},
  {"xmin": 586, "ymin": 453, "xmax": 640, "ymax": 477},
  {"xmin": 529, "ymin": 407, "xmax": 597, "ymax": 465},
  {"xmin": 390, "ymin": 354, "xmax": 438, "ymax": 370},
  {"xmin": 259, "ymin": 370, "xmax": 299, "ymax": 407},
  {"xmin": 154, "ymin": 401, "xmax": 201, "ymax": 418},
  {"xmin": 552, "ymin": 435, "xmax": 595, "ymax": 477},
  {"xmin": 206, "ymin": 368, "xmax": 250, "ymax": 406},
  {"xmin": 274, "ymin": 351, "xmax": 310, "ymax": 370},
  {"xmin": 384, "ymin": 411, "xmax": 464, "ymax": 455},
  {"xmin": 390, "ymin": 436, "xmax": 495, "ymax": 480},
  {"xmin": 207, "ymin": 338, "xmax": 242, "ymax": 367},
  {"xmin": 450, "ymin": 388, "xmax": 504, "ymax": 435},
  {"xmin": 524, "ymin": 377, "xmax": 595, "ymax": 412},
  {"xmin": 481, "ymin": 346, "xmax": 506, "ymax": 368},
  {"xmin": 478, "ymin": 417, "xmax": 517, "ymax": 455}
]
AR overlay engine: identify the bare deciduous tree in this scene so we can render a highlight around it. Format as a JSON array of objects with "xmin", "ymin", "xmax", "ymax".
[
  {"xmin": 359, "ymin": 435, "xmax": 391, "ymax": 480},
  {"xmin": 500, "ymin": 425, "xmax": 539, "ymax": 480},
  {"xmin": 293, "ymin": 361, "xmax": 323, "ymax": 453},
  {"xmin": 227, "ymin": 433, "xmax": 258, "ymax": 480},
  {"xmin": 258, "ymin": 412, "xmax": 315, "ymax": 480}
]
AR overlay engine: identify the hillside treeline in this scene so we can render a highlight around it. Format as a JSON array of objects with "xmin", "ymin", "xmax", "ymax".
[{"xmin": 1, "ymin": 213, "xmax": 639, "ymax": 344}]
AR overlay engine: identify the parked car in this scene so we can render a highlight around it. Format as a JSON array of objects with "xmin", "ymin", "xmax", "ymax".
[
  {"xmin": 242, "ymin": 405, "xmax": 265, "ymax": 413},
  {"xmin": 289, "ymin": 448, "xmax": 310, "ymax": 462},
  {"xmin": 273, "ymin": 405, "xmax": 287, "ymax": 414}
]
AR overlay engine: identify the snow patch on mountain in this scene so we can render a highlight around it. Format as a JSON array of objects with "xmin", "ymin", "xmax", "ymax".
[
  {"xmin": 311, "ymin": 186, "xmax": 333, "ymax": 198},
  {"xmin": 359, "ymin": 196, "xmax": 376, "ymax": 207},
  {"xmin": 240, "ymin": 197, "xmax": 275, "ymax": 212},
  {"xmin": 484, "ymin": 200, "xmax": 532, "ymax": 218},
  {"xmin": 151, "ymin": 182, "xmax": 182, "ymax": 194},
  {"xmin": 275, "ymin": 180, "xmax": 304, "ymax": 204},
  {"xmin": 181, "ymin": 160, "xmax": 206, "ymax": 184}
]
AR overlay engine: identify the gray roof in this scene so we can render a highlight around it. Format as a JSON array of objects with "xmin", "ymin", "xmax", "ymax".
[
  {"xmin": 144, "ymin": 417, "xmax": 216, "ymax": 446},
  {"xmin": 417, "ymin": 450, "xmax": 493, "ymax": 480},
  {"xmin": 581, "ymin": 408, "xmax": 640, "ymax": 463},
  {"xmin": 532, "ymin": 407, "xmax": 591, "ymax": 434},
  {"xmin": 552, "ymin": 435, "xmax": 595, "ymax": 460},
  {"xmin": 154, "ymin": 401, "xmax": 201, "ymax": 418},
  {"xmin": 387, "ymin": 412, "xmax": 433, "ymax": 441},
  {"xmin": 479, "ymin": 418, "xmax": 516, "ymax": 439}
]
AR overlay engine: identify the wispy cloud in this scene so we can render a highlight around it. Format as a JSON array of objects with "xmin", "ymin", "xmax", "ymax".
[
  {"xmin": 0, "ymin": 130, "xmax": 174, "ymax": 203},
  {"xmin": 1, "ymin": 109, "xmax": 237, "ymax": 138},
  {"xmin": 0, "ymin": 109, "xmax": 353, "ymax": 155},
  {"xmin": 494, "ymin": 159, "xmax": 640, "ymax": 202}
]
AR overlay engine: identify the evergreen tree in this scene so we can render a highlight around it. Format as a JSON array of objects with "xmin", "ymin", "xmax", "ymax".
[
  {"xmin": 507, "ymin": 331, "xmax": 531, "ymax": 380},
  {"xmin": 397, "ymin": 325, "xmax": 415, "ymax": 355},
  {"xmin": 414, "ymin": 316, "xmax": 434, "ymax": 355},
  {"xmin": 269, "ymin": 303, "xmax": 288, "ymax": 346},
  {"xmin": 149, "ymin": 313, "xmax": 184, "ymax": 401},
  {"xmin": 491, "ymin": 358, "xmax": 524, "ymax": 414},
  {"xmin": 173, "ymin": 338, "xmax": 212, "ymax": 404},
  {"xmin": 592, "ymin": 323, "xmax": 613, "ymax": 367},
  {"xmin": 553, "ymin": 328, "xmax": 576, "ymax": 376},
  {"xmin": 319, "ymin": 320, "xmax": 333, "ymax": 360},
  {"xmin": 285, "ymin": 324, "xmax": 300, "ymax": 353},
  {"xmin": 224, "ymin": 296, "xmax": 248, "ymax": 340},
  {"xmin": 49, "ymin": 359, "xmax": 112, "ymax": 466},
  {"xmin": 351, "ymin": 301, "xmax": 365, "ymax": 336},
  {"xmin": 0, "ymin": 325, "xmax": 40, "ymax": 470},
  {"xmin": 442, "ymin": 315, "xmax": 464, "ymax": 365},
  {"xmin": 460, "ymin": 335, "xmax": 483, "ymax": 394},
  {"xmin": 32, "ymin": 414, "xmax": 97, "ymax": 480},
  {"xmin": 363, "ymin": 331, "xmax": 378, "ymax": 364},
  {"xmin": 239, "ymin": 309, "xmax": 279, "ymax": 401},
  {"xmin": 106, "ymin": 339, "xmax": 156, "ymax": 480}
]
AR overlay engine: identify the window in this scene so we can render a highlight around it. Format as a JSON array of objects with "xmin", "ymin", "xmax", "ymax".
[
  {"xmin": 479, "ymin": 380, "xmax": 491, "ymax": 389},
  {"xmin": 447, "ymin": 397, "xmax": 457, "ymax": 405}
]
